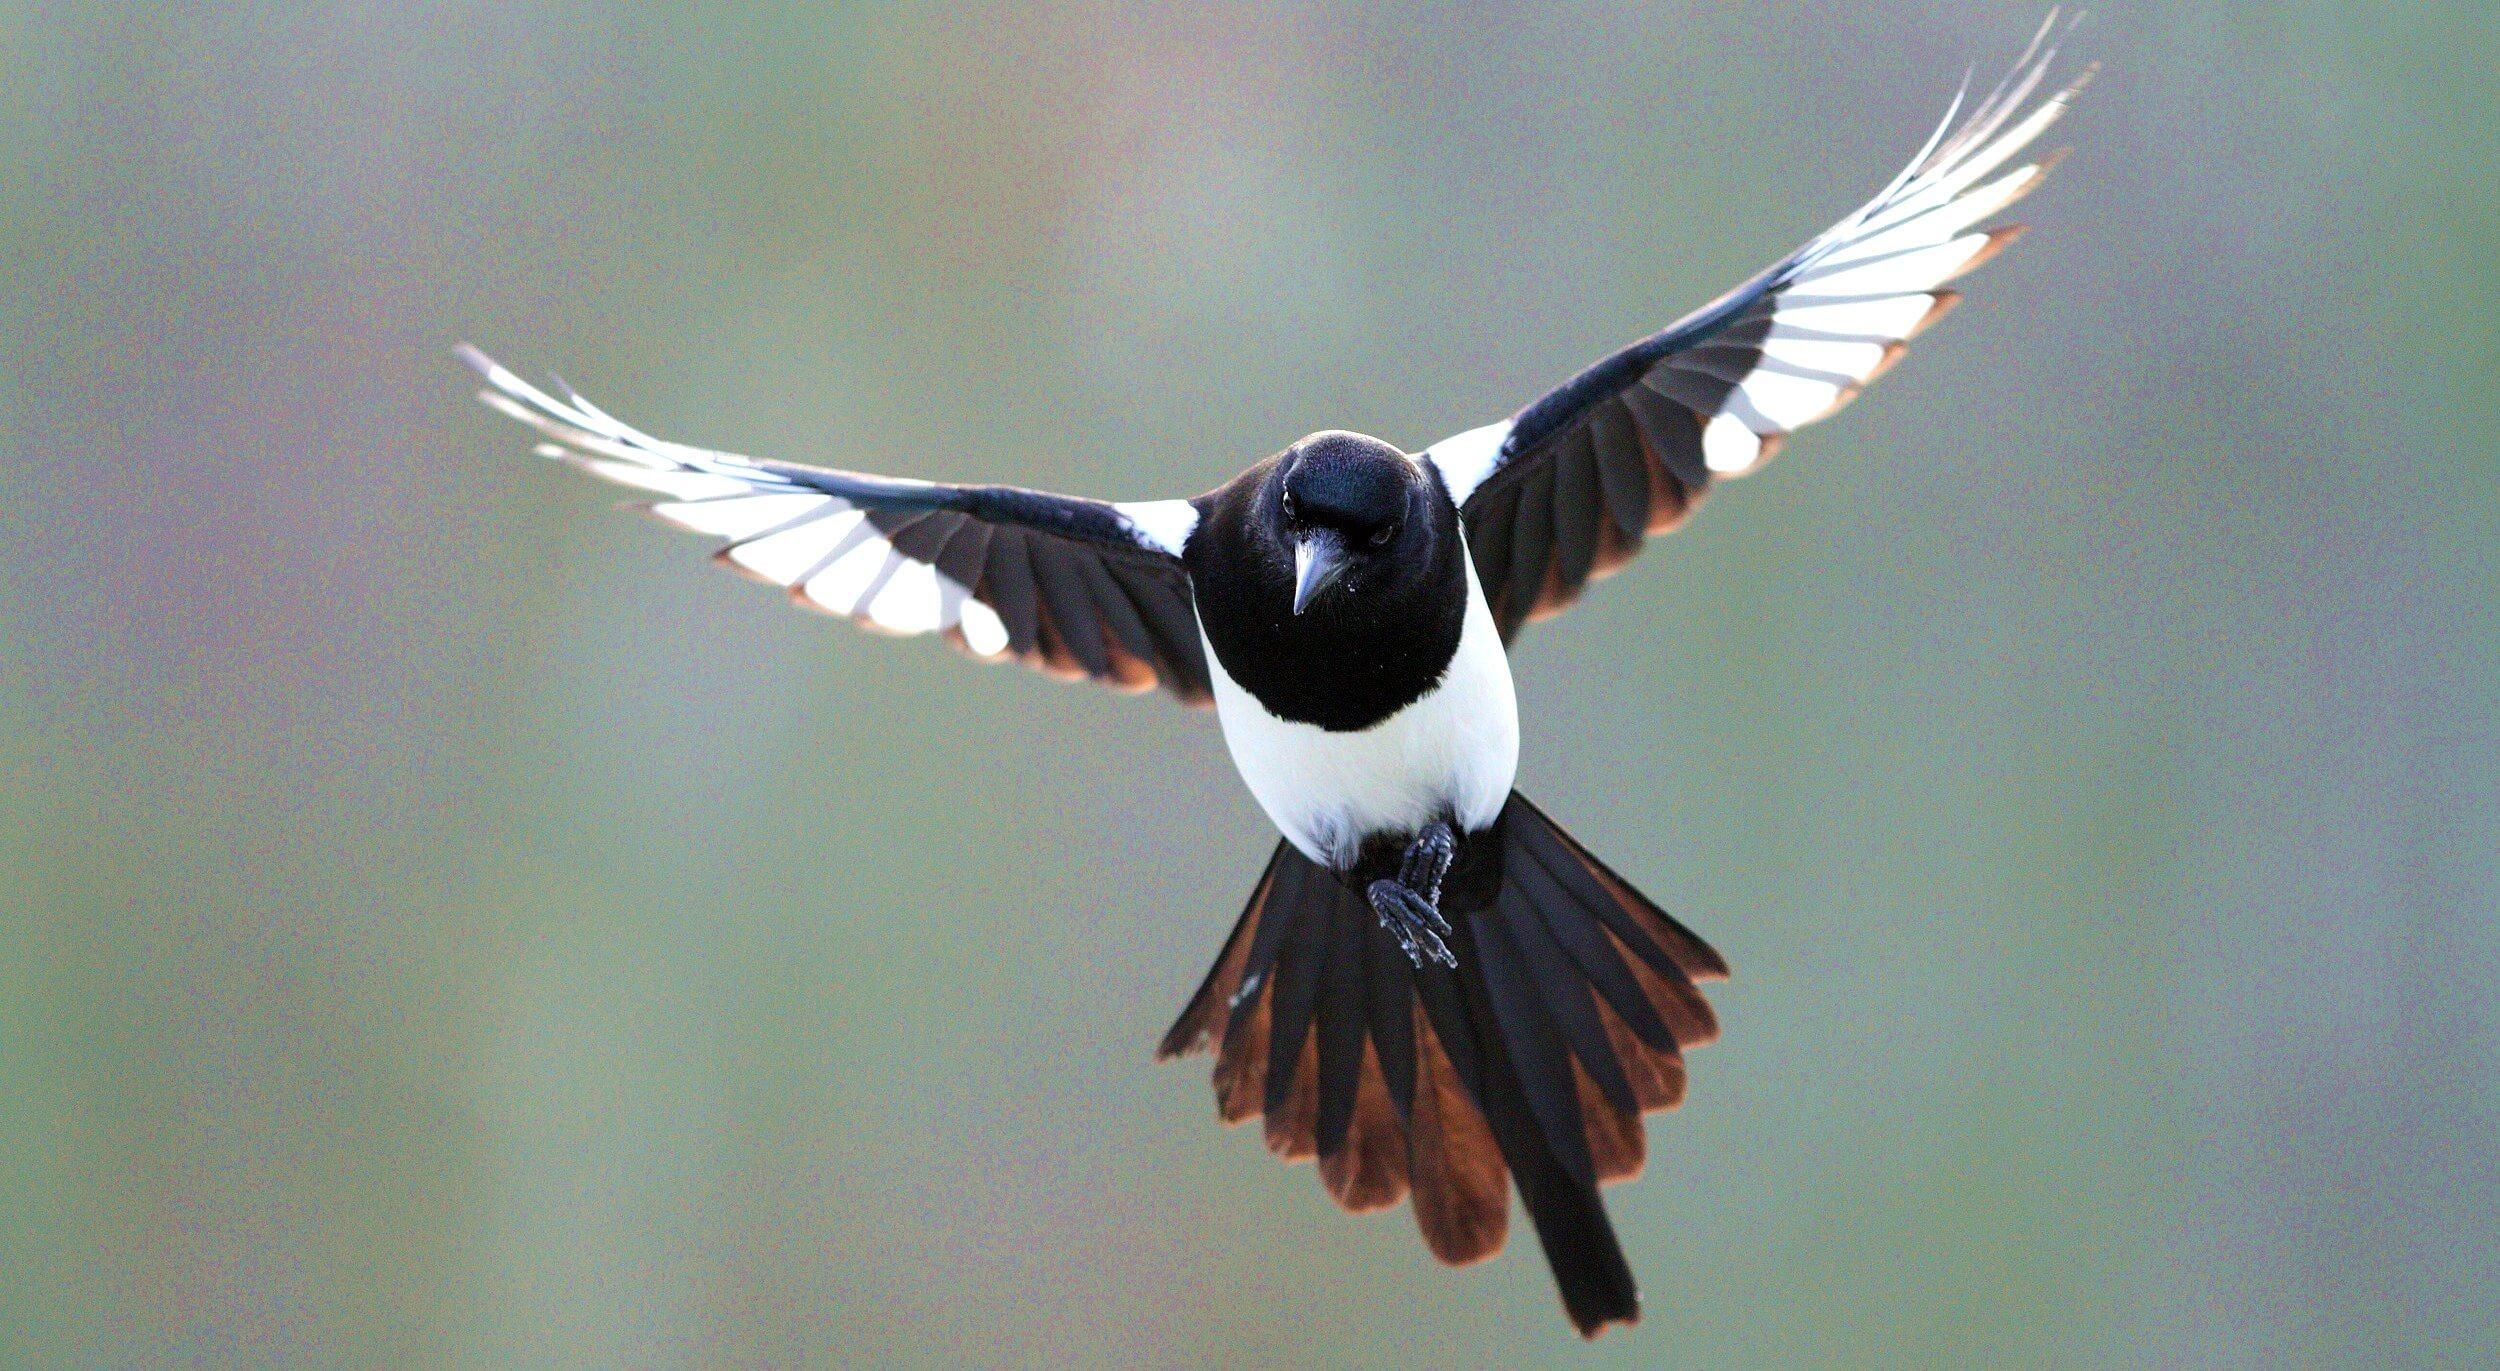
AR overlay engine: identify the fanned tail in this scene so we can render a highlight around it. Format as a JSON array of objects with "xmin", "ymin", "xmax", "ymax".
[{"xmin": 1159, "ymin": 793, "xmax": 1727, "ymax": 1338}]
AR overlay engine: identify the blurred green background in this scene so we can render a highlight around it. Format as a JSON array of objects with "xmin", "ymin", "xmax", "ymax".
[{"xmin": 2, "ymin": 1, "xmax": 2493, "ymax": 1365}]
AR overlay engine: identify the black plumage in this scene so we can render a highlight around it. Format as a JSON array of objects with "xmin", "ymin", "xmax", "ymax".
[
  {"xmin": 1182, "ymin": 444, "xmax": 1471, "ymax": 732},
  {"xmin": 1502, "ymin": 465, "xmax": 1555, "ymax": 629}
]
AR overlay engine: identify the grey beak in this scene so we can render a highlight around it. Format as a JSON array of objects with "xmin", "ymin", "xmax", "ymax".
[{"xmin": 1291, "ymin": 531, "xmax": 1350, "ymax": 615}]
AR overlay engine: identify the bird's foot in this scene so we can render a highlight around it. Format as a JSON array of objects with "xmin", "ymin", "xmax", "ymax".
[
  {"xmin": 1368, "ymin": 880, "xmax": 1455, "ymax": 968},
  {"xmin": 1400, "ymin": 822, "xmax": 1456, "ymax": 904},
  {"xmin": 1367, "ymin": 822, "xmax": 1458, "ymax": 969}
]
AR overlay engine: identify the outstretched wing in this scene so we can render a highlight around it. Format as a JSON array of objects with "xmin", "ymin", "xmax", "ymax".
[
  {"xmin": 1424, "ymin": 15, "xmax": 2091, "ymax": 641},
  {"xmin": 462, "ymin": 346, "xmax": 1212, "ymax": 703}
]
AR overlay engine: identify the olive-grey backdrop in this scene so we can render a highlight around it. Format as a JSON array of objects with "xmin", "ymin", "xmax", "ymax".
[{"xmin": 3, "ymin": 1, "xmax": 2492, "ymax": 1365}]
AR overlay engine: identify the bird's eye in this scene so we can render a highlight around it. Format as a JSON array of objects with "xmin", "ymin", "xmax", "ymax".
[
  {"xmin": 1281, "ymin": 490, "xmax": 1297, "ymax": 520},
  {"xmin": 1368, "ymin": 523, "xmax": 1396, "ymax": 549}
]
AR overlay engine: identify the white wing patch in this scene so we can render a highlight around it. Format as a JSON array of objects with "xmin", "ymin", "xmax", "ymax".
[
  {"xmin": 1677, "ymin": 16, "xmax": 2090, "ymax": 479},
  {"xmin": 1116, "ymin": 499, "xmax": 1199, "ymax": 558},
  {"xmin": 1702, "ymin": 412, "xmax": 1764, "ymax": 476},
  {"xmin": 1423, "ymin": 13, "xmax": 2088, "ymax": 487},
  {"xmin": 1420, "ymin": 420, "xmax": 1515, "ymax": 507},
  {"xmin": 461, "ymin": 345, "xmax": 1012, "ymax": 655}
]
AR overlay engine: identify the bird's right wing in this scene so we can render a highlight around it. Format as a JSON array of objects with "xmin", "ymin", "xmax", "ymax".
[
  {"xmin": 462, "ymin": 346, "xmax": 1213, "ymax": 704},
  {"xmin": 1423, "ymin": 15, "xmax": 2090, "ymax": 642}
]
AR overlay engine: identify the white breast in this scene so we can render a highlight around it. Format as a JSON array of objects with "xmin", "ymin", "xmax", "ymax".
[{"xmin": 1203, "ymin": 550, "xmax": 1520, "ymax": 870}]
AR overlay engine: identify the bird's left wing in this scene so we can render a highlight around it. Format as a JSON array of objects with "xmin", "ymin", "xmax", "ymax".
[
  {"xmin": 462, "ymin": 346, "xmax": 1212, "ymax": 703},
  {"xmin": 1423, "ymin": 17, "xmax": 2090, "ymax": 642}
]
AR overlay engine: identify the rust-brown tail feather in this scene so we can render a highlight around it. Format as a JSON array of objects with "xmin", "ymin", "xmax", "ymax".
[{"xmin": 1159, "ymin": 794, "xmax": 1727, "ymax": 1339}]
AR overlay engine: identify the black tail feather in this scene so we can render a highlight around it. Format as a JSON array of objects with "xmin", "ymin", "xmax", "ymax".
[
  {"xmin": 1464, "ymin": 985, "xmax": 1643, "ymax": 1335},
  {"xmin": 1313, "ymin": 893, "xmax": 1371, "ymax": 1157},
  {"xmin": 1463, "ymin": 907, "xmax": 1601, "ymax": 1192},
  {"xmin": 1159, "ymin": 792, "xmax": 1726, "ymax": 1339},
  {"xmin": 1442, "ymin": 901, "xmax": 1641, "ymax": 1335}
]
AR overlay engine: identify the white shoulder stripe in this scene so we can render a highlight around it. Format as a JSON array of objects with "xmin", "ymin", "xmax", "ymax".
[
  {"xmin": 1420, "ymin": 420, "xmax": 1513, "ymax": 507},
  {"xmin": 1116, "ymin": 499, "xmax": 1199, "ymax": 557}
]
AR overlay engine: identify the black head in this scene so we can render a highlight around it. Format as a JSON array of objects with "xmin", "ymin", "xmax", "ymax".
[
  {"xmin": 1184, "ymin": 429, "xmax": 1469, "ymax": 730},
  {"xmin": 1273, "ymin": 430, "xmax": 1435, "ymax": 614}
]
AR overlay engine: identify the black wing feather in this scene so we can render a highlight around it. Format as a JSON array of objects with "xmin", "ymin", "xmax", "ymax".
[
  {"xmin": 461, "ymin": 344, "xmax": 1211, "ymax": 702},
  {"xmin": 1548, "ymin": 427, "xmax": 1603, "ymax": 597},
  {"xmin": 1586, "ymin": 399, "xmax": 1652, "ymax": 545},
  {"xmin": 1423, "ymin": 25, "xmax": 2089, "ymax": 643},
  {"xmin": 1023, "ymin": 537, "xmax": 1114, "ymax": 679},
  {"xmin": 1504, "ymin": 467, "xmax": 1555, "ymax": 628}
]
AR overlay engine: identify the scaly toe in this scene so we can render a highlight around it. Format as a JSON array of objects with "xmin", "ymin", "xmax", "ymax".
[{"xmin": 1368, "ymin": 879, "xmax": 1457, "ymax": 969}]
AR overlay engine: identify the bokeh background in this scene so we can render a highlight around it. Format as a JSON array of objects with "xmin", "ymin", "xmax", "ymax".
[{"xmin": 3, "ymin": 1, "xmax": 2492, "ymax": 1365}]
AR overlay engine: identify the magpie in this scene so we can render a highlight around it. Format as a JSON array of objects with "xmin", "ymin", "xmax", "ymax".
[{"xmin": 463, "ymin": 20, "xmax": 2087, "ymax": 1338}]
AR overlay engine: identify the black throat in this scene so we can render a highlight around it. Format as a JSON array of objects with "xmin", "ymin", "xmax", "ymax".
[{"xmin": 1186, "ymin": 455, "xmax": 1469, "ymax": 732}]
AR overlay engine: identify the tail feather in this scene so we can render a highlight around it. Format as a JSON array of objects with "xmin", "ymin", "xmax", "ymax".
[
  {"xmin": 1313, "ymin": 892, "xmax": 1373, "ymax": 1158},
  {"xmin": 1443, "ymin": 902, "xmax": 1642, "ymax": 1335},
  {"xmin": 1213, "ymin": 987, "xmax": 1267, "ymax": 1125},
  {"xmin": 1262, "ymin": 881, "xmax": 1330, "ymax": 1126},
  {"xmin": 1408, "ymin": 1007, "xmax": 1510, "ymax": 1264},
  {"xmin": 1597, "ymin": 991, "xmax": 1690, "ymax": 1113},
  {"xmin": 1466, "ymin": 907, "xmax": 1602, "ymax": 1192},
  {"xmin": 1575, "ymin": 1058, "xmax": 1649, "ymax": 1182},
  {"xmin": 1266, "ymin": 1033, "xmax": 1320, "ymax": 1161},
  {"xmin": 1317, "ymin": 1045, "xmax": 1410, "ymax": 1212},
  {"xmin": 1520, "ymin": 794, "xmax": 1729, "ymax": 982},
  {"xmin": 1501, "ymin": 877, "xmax": 1644, "ymax": 1119},
  {"xmin": 1159, "ymin": 792, "xmax": 1726, "ymax": 1339},
  {"xmin": 1362, "ymin": 913, "xmax": 1420, "ymax": 1115}
]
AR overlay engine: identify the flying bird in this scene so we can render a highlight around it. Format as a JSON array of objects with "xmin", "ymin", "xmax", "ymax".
[{"xmin": 464, "ymin": 20, "xmax": 2088, "ymax": 1339}]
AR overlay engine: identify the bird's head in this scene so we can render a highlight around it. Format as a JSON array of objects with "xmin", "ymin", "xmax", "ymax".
[{"xmin": 1272, "ymin": 430, "xmax": 1437, "ymax": 615}]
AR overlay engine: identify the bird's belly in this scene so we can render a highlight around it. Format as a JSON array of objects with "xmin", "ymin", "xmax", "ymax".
[{"xmin": 1203, "ymin": 558, "xmax": 1518, "ymax": 870}]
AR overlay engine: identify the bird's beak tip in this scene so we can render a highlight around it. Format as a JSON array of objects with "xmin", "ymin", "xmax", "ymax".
[{"xmin": 1291, "ymin": 534, "xmax": 1347, "ymax": 615}]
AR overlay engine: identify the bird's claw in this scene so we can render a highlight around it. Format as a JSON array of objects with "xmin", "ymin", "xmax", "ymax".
[
  {"xmin": 1368, "ymin": 879, "xmax": 1457, "ymax": 969},
  {"xmin": 1369, "ymin": 823, "xmax": 1461, "ymax": 969}
]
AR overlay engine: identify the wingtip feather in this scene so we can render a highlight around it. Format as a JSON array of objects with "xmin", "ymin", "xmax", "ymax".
[
  {"xmin": 1906, "ymin": 290, "xmax": 1963, "ymax": 339},
  {"xmin": 1946, "ymin": 224, "xmax": 2028, "ymax": 282}
]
